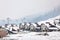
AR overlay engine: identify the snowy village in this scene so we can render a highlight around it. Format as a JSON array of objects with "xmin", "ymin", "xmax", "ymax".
[
  {"xmin": 0, "ymin": 0, "xmax": 60, "ymax": 40},
  {"xmin": 0, "ymin": 15, "xmax": 60, "ymax": 40}
]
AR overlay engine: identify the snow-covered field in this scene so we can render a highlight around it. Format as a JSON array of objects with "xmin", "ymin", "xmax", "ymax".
[{"xmin": 0, "ymin": 31, "xmax": 60, "ymax": 40}]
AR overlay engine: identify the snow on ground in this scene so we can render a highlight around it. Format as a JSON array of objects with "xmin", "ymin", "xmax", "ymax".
[{"xmin": 1, "ymin": 31, "xmax": 60, "ymax": 40}]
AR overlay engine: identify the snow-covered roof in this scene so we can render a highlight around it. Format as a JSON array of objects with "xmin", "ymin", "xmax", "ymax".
[
  {"xmin": 32, "ymin": 23, "xmax": 37, "ymax": 27},
  {"xmin": 49, "ymin": 27, "xmax": 58, "ymax": 30}
]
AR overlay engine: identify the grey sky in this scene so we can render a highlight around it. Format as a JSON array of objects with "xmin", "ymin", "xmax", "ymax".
[{"xmin": 0, "ymin": 0, "xmax": 60, "ymax": 19}]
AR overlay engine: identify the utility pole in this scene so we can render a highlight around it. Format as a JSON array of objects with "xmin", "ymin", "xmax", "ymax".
[{"xmin": 7, "ymin": 17, "xmax": 10, "ymax": 25}]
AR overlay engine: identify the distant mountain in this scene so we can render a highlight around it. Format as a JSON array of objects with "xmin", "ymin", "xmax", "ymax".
[
  {"xmin": 20, "ymin": 7, "xmax": 60, "ymax": 23},
  {"xmin": 38, "ymin": 15, "xmax": 60, "ymax": 25},
  {"xmin": 0, "ymin": 6, "xmax": 60, "ymax": 26}
]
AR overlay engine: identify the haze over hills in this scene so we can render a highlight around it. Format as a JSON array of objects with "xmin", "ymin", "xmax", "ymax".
[
  {"xmin": 0, "ymin": 7, "xmax": 60, "ymax": 26},
  {"xmin": 38, "ymin": 15, "xmax": 60, "ymax": 25},
  {"xmin": 19, "ymin": 6, "xmax": 60, "ymax": 23}
]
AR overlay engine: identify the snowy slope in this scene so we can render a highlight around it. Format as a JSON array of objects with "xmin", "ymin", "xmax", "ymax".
[{"xmin": 38, "ymin": 15, "xmax": 60, "ymax": 25}]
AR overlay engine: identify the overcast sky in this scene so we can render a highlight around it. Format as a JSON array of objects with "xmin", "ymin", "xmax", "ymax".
[{"xmin": 0, "ymin": 0, "xmax": 60, "ymax": 19}]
